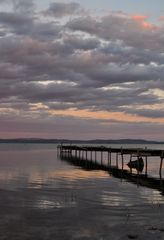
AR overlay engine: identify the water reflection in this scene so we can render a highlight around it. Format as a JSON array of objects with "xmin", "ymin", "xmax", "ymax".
[
  {"xmin": 60, "ymin": 152, "xmax": 164, "ymax": 196},
  {"xmin": 0, "ymin": 144, "xmax": 164, "ymax": 239},
  {"xmin": 35, "ymin": 197, "xmax": 77, "ymax": 209},
  {"xmin": 0, "ymin": 146, "xmax": 164, "ymax": 209}
]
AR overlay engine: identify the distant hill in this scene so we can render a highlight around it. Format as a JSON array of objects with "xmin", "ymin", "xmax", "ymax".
[{"xmin": 0, "ymin": 138, "xmax": 163, "ymax": 144}]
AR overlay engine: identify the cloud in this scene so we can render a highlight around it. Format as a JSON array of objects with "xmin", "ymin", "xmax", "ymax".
[
  {"xmin": 67, "ymin": 13, "xmax": 162, "ymax": 50},
  {"xmin": 124, "ymin": 108, "xmax": 164, "ymax": 119},
  {"xmin": 0, "ymin": 0, "xmax": 9, "ymax": 3},
  {"xmin": 0, "ymin": 3, "xmax": 163, "ymax": 139},
  {"xmin": 63, "ymin": 34, "xmax": 100, "ymax": 50},
  {"xmin": 0, "ymin": 112, "xmax": 163, "ymax": 140},
  {"xmin": 132, "ymin": 15, "xmax": 148, "ymax": 21},
  {"xmin": 0, "ymin": 11, "xmax": 33, "ymax": 27},
  {"xmin": 159, "ymin": 16, "xmax": 164, "ymax": 22},
  {"xmin": 44, "ymin": 2, "xmax": 83, "ymax": 18},
  {"xmin": 12, "ymin": 0, "xmax": 35, "ymax": 15}
]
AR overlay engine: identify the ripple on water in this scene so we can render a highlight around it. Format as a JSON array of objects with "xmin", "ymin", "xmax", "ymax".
[{"xmin": 35, "ymin": 199, "xmax": 77, "ymax": 209}]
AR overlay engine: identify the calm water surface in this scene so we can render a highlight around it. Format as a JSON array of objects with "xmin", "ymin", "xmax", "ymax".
[{"xmin": 0, "ymin": 143, "xmax": 164, "ymax": 240}]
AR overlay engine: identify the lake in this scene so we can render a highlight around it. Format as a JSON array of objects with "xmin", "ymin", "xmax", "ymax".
[{"xmin": 0, "ymin": 143, "xmax": 164, "ymax": 240}]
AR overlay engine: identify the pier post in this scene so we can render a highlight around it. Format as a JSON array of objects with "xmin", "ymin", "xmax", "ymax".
[
  {"xmin": 116, "ymin": 152, "xmax": 118, "ymax": 168},
  {"xmin": 121, "ymin": 147, "xmax": 124, "ymax": 170},
  {"xmin": 95, "ymin": 151, "xmax": 97, "ymax": 163},
  {"xmin": 85, "ymin": 150, "xmax": 88, "ymax": 160},
  {"xmin": 145, "ymin": 156, "xmax": 148, "ymax": 175},
  {"xmin": 159, "ymin": 157, "xmax": 163, "ymax": 179},
  {"xmin": 159, "ymin": 151, "xmax": 164, "ymax": 178},
  {"xmin": 110, "ymin": 150, "xmax": 111, "ymax": 167},
  {"xmin": 108, "ymin": 151, "xmax": 110, "ymax": 167},
  {"xmin": 60, "ymin": 145, "xmax": 63, "ymax": 157},
  {"xmin": 121, "ymin": 154, "xmax": 124, "ymax": 170},
  {"xmin": 130, "ymin": 154, "xmax": 132, "ymax": 174},
  {"xmin": 107, "ymin": 149, "xmax": 111, "ymax": 167},
  {"xmin": 145, "ymin": 147, "xmax": 148, "ymax": 175},
  {"xmin": 90, "ymin": 151, "xmax": 92, "ymax": 161},
  {"xmin": 137, "ymin": 151, "xmax": 140, "ymax": 175},
  {"xmin": 101, "ymin": 151, "xmax": 103, "ymax": 165}
]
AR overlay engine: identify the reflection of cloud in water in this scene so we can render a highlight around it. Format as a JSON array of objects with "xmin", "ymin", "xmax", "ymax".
[
  {"xmin": 36, "ymin": 200, "xmax": 58, "ymax": 209},
  {"xmin": 26, "ymin": 169, "xmax": 109, "ymax": 191},
  {"xmin": 0, "ymin": 169, "xmax": 108, "ymax": 184},
  {"xmin": 48, "ymin": 169, "xmax": 108, "ymax": 181},
  {"xmin": 141, "ymin": 189, "xmax": 164, "ymax": 204},
  {"xmin": 101, "ymin": 191, "xmax": 131, "ymax": 207},
  {"xmin": 0, "ymin": 172, "xmax": 18, "ymax": 181},
  {"xmin": 73, "ymin": 229, "xmax": 93, "ymax": 239},
  {"xmin": 101, "ymin": 186, "xmax": 164, "ymax": 207},
  {"xmin": 35, "ymin": 198, "xmax": 77, "ymax": 209}
]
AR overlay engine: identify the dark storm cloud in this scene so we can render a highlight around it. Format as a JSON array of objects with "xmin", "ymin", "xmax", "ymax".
[
  {"xmin": 0, "ymin": 11, "xmax": 62, "ymax": 39},
  {"xmin": 98, "ymin": 42, "xmax": 164, "ymax": 65},
  {"xmin": 0, "ymin": 11, "xmax": 33, "ymax": 27},
  {"xmin": 125, "ymin": 108, "xmax": 164, "ymax": 118},
  {"xmin": 0, "ymin": 79, "xmax": 162, "ymax": 120},
  {"xmin": 44, "ymin": 2, "xmax": 83, "ymax": 18},
  {"xmin": 0, "ymin": 1, "xmax": 164, "ymax": 138},
  {"xmin": 63, "ymin": 35, "xmax": 100, "ymax": 51},
  {"xmin": 67, "ymin": 14, "xmax": 164, "ymax": 51}
]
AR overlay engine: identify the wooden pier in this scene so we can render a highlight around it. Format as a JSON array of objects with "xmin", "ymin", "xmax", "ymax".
[{"xmin": 57, "ymin": 145, "xmax": 164, "ymax": 177}]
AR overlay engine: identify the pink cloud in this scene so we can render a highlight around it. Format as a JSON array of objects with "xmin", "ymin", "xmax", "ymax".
[
  {"xmin": 132, "ymin": 14, "xmax": 148, "ymax": 22},
  {"xmin": 132, "ymin": 14, "xmax": 157, "ymax": 30}
]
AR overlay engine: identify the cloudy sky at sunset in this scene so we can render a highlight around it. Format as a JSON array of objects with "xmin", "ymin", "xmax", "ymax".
[{"xmin": 0, "ymin": 0, "xmax": 164, "ymax": 140}]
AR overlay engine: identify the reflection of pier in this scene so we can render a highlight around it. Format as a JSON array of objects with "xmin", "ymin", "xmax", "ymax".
[{"xmin": 57, "ymin": 145, "xmax": 164, "ymax": 194}]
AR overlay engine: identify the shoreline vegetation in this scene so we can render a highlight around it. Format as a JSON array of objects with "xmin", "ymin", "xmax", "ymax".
[{"xmin": 0, "ymin": 138, "xmax": 163, "ymax": 144}]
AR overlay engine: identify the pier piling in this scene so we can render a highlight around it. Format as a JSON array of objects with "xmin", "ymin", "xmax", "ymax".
[{"xmin": 58, "ymin": 145, "xmax": 164, "ymax": 179}]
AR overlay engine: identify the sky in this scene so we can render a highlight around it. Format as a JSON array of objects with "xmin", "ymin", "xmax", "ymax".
[{"xmin": 0, "ymin": 0, "xmax": 164, "ymax": 140}]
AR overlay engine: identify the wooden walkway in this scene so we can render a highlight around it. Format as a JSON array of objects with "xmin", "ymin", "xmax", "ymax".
[{"xmin": 57, "ymin": 145, "xmax": 164, "ymax": 177}]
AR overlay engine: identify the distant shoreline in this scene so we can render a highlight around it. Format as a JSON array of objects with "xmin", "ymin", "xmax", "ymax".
[{"xmin": 0, "ymin": 139, "xmax": 163, "ymax": 144}]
